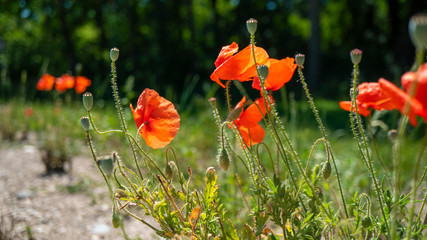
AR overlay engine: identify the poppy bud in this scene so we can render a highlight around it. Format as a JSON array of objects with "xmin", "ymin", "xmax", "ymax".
[
  {"xmin": 388, "ymin": 129, "xmax": 398, "ymax": 142},
  {"xmin": 257, "ymin": 65, "xmax": 269, "ymax": 82},
  {"xmin": 165, "ymin": 163, "xmax": 173, "ymax": 180},
  {"xmin": 362, "ymin": 216, "xmax": 372, "ymax": 228},
  {"xmin": 312, "ymin": 164, "xmax": 320, "ymax": 176},
  {"xmin": 112, "ymin": 210, "xmax": 121, "ymax": 228},
  {"xmin": 208, "ymin": 97, "xmax": 217, "ymax": 108},
  {"xmin": 226, "ymin": 107, "xmax": 243, "ymax": 122},
  {"xmin": 110, "ymin": 48, "xmax": 120, "ymax": 62},
  {"xmin": 409, "ymin": 14, "xmax": 427, "ymax": 49},
  {"xmin": 205, "ymin": 166, "xmax": 216, "ymax": 183},
  {"xmin": 350, "ymin": 49, "xmax": 363, "ymax": 65},
  {"xmin": 97, "ymin": 156, "xmax": 114, "ymax": 176},
  {"xmin": 218, "ymin": 148, "xmax": 230, "ymax": 171},
  {"xmin": 82, "ymin": 92, "xmax": 93, "ymax": 111},
  {"xmin": 322, "ymin": 161, "xmax": 332, "ymax": 180},
  {"xmin": 80, "ymin": 116, "xmax": 90, "ymax": 131},
  {"xmin": 295, "ymin": 53, "xmax": 305, "ymax": 68},
  {"xmin": 246, "ymin": 18, "xmax": 258, "ymax": 35}
]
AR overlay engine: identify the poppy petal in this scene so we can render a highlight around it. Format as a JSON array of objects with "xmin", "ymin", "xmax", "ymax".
[
  {"xmin": 237, "ymin": 123, "xmax": 265, "ymax": 147},
  {"xmin": 339, "ymin": 101, "xmax": 371, "ymax": 117}
]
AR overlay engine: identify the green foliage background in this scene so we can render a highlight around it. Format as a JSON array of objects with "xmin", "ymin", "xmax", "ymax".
[{"xmin": 0, "ymin": 0, "xmax": 425, "ymax": 107}]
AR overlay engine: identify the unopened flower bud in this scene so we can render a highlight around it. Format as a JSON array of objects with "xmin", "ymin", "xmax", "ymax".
[
  {"xmin": 388, "ymin": 129, "xmax": 398, "ymax": 142},
  {"xmin": 97, "ymin": 156, "xmax": 114, "ymax": 175},
  {"xmin": 257, "ymin": 65, "xmax": 269, "ymax": 81},
  {"xmin": 295, "ymin": 53, "xmax": 305, "ymax": 68},
  {"xmin": 322, "ymin": 161, "xmax": 332, "ymax": 180},
  {"xmin": 165, "ymin": 163, "xmax": 173, "ymax": 180},
  {"xmin": 226, "ymin": 107, "xmax": 243, "ymax": 122},
  {"xmin": 218, "ymin": 148, "xmax": 230, "ymax": 171},
  {"xmin": 208, "ymin": 97, "xmax": 217, "ymax": 107},
  {"xmin": 112, "ymin": 210, "xmax": 121, "ymax": 228},
  {"xmin": 82, "ymin": 92, "xmax": 93, "ymax": 111},
  {"xmin": 205, "ymin": 167, "xmax": 216, "ymax": 183},
  {"xmin": 409, "ymin": 14, "xmax": 427, "ymax": 49},
  {"xmin": 362, "ymin": 216, "xmax": 372, "ymax": 228},
  {"xmin": 350, "ymin": 49, "xmax": 363, "ymax": 65},
  {"xmin": 246, "ymin": 18, "xmax": 258, "ymax": 35},
  {"xmin": 110, "ymin": 48, "xmax": 119, "ymax": 62},
  {"xmin": 312, "ymin": 164, "xmax": 320, "ymax": 176},
  {"xmin": 80, "ymin": 116, "xmax": 90, "ymax": 131}
]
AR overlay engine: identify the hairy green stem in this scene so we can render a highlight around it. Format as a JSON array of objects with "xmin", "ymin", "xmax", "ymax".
[{"xmin": 297, "ymin": 66, "xmax": 349, "ymax": 218}]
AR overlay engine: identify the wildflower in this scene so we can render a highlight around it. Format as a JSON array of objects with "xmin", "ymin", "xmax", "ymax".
[
  {"xmin": 36, "ymin": 74, "xmax": 55, "ymax": 91},
  {"xmin": 378, "ymin": 78, "xmax": 427, "ymax": 126},
  {"xmin": 25, "ymin": 107, "xmax": 33, "ymax": 117},
  {"xmin": 74, "ymin": 76, "xmax": 92, "ymax": 94},
  {"xmin": 210, "ymin": 42, "xmax": 269, "ymax": 88},
  {"xmin": 130, "ymin": 88, "xmax": 180, "ymax": 149},
  {"xmin": 230, "ymin": 96, "xmax": 270, "ymax": 146},
  {"xmin": 339, "ymin": 82, "xmax": 395, "ymax": 116},
  {"xmin": 401, "ymin": 63, "xmax": 427, "ymax": 109},
  {"xmin": 252, "ymin": 58, "xmax": 297, "ymax": 91},
  {"xmin": 55, "ymin": 74, "xmax": 75, "ymax": 93},
  {"xmin": 339, "ymin": 101, "xmax": 371, "ymax": 117}
]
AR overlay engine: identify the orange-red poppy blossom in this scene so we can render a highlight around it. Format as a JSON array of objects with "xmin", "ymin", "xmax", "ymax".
[
  {"xmin": 231, "ymin": 96, "xmax": 270, "ymax": 146},
  {"xmin": 75, "ymin": 76, "xmax": 92, "ymax": 94},
  {"xmin": 210, "ymin": 42, "xmax": 270, "ymax": 88},
  {"xmin": 130, "ymin": 88, "xmax": 180, "ymax": 149},
  {"xmin": 36, "ymin": 74, "xmax": 55, "ymax": 91},
  {"xmin": 339, "ymin": 82, "xmax": 394, "ymax": 116},
  {"xmin": 252, "ymin": 57, "xmax": 297, "ymax": 91},
  {"xmin": 401, "ymin": 63, "xmax": 427, "ymax": 110},
  {"xmin": 55, "ymin": 74, "xmax": 75, "ymax": 93},
  {"xmin": 378, "ymin": 78, "xmax": 427, "ymax": 126}
]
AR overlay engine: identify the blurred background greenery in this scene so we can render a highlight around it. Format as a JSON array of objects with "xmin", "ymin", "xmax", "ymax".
[{"xmin": 0, "ymin": 0, "xmax": 425, "ymax": 109}]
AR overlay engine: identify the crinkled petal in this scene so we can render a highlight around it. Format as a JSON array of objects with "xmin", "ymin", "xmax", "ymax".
[
  {"xmin": 214, "ymin": 42, "xmax": 239, "ymax": 68},
  {"xmin": 237, "ymin": 123, "xmax": 265, "ymax": 147},
  {"xmin": 339, "ymin": 101, "xmax": 371, "ymax": 117},
  {"xmin": 252, "ymin": 58, "xmax": 297, "ymax": 91}
]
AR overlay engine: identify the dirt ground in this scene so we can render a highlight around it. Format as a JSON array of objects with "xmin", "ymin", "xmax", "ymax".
[{"xmin": 0, "ymin": 139, "xmax": 160, "ymax": 240}]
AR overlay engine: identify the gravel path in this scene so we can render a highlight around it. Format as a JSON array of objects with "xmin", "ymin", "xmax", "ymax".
[{"xmin": 0, "ymin": 141, "xmax": 159, "ymax": 240}]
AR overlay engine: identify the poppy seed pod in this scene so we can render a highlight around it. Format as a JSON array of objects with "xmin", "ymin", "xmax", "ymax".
[
  {"xmin": 350, "ymin": 49, "xmax": 363, "ymax": 65},
  {"xmin": 409, "ymin": 14, "xmax": 427, "ymax": 49},
  {"xmin": 82, "ymin": 92, "xmax": 93, "ymax": 111},
  {"xmin": 257, "ymin": 65, "xmax": 269, "ymax": 82},
  {"xmin": 80, "ymin": 116, "xmax": 90, "ymax": 131},
  {"xmin": 218, "ymin": 148, "xmax": 230, "ymax": 171},
  {"xmin": 295, "ymin": 53, "xmax": 305, "ymax": 68},
  {"xmin": 246, "ymin": 18, "xmax": 258, "ymax": 35},
  {"xmin": 208, "ymin": 97, "xmax": 217, "ymax": 108},
  {"xmin": 110, "ymin": 48, "xmax": 119, "ymax": 62}
]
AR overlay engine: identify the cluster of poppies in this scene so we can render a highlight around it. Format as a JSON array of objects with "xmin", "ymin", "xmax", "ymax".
[
  {"xmin": 36, "ymin": 73, "xmax": 92, "ymax": 94},
  {"xmin": 340, "ymin": 63, "xmax": 427, "ymax": 126},
  {"xmin": 210, "ymin": 42, "xmax": 297, "ymax": 146}
]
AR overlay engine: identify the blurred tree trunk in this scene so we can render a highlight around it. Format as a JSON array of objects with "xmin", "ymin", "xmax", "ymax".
[
  {"xmin": 308, "ymin": 0, "xmax": 320, "ymax": 88},
  {"xmin": 57, "ymin": 0, "xmax": 76, "ymax": 74}
]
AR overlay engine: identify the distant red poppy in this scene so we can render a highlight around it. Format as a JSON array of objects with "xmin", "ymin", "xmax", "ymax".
[
  {"xmin": 210, "ymin": 42, "xmax": 270, "ymax": 88},
  {"xmin": 25, "ymin": 107, "xmax": 33, "ymax": 117},
  {"xmin": 74, "ymin": 76, "xmax": 92, "ymax": 94},
  {"xmin": 378, "ymin": 78, "xmax": 427, "ymax": 126},
  {"xmin": 55, "ymin": 74, "xmax": 75, "ymax": 93},
  {"xmin": 36, "ymin": 74, "xmax": 55, "ymax": 91},
  {"xmin": 231, "ymin": 96, "xmax": 270, "ymax": 146},
  {"xmin": 130, "ymin": 89, "xmax": 180, "ymax": 149},
  {"xmin": 252, "ymin": 57, "xmax": 297, "ymax": 91}
]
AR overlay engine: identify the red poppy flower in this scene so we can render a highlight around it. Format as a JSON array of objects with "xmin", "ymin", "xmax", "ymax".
[
  {"xmin": 55, "ymin": 74, "xmax": 75, "ymax": 93},
  {"xmin": 339, "ymin": 101, "xmax": 371, "ymax": 117},
  {"xmin": 357, "ymin": 82, "xmax": 396, "ymax": 111},
  {"xmin": 231, "ymin": 96, "xmax": 271, "ymax": 146},
  {"xmin": 75, "ymin": 76, "xmax": 92, "ymax": 94},
  {"xmin": 210, "ymin": 42, "xmax": 270, "ymax": 88},
  {"xmin": 378, "ymin": 78, "xmax": 427, "ymax": 126},
  {"xmin": 401, "ymin": 63, "xmax": 427, "ymax": 109},
  {"xmin": 252, "ymin": 57, "xmax": 297, "ymax": 91},
  {"xmin": 25, "ymin": 107, "xmax": 33, "ymax": 117},
  {"xmin": 36, "ymin": 74, "xmax": 55, "ymax": 91},
  {"xmin": 130, "ymin": 88, "xmax": 180, "ymax": 149}
]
